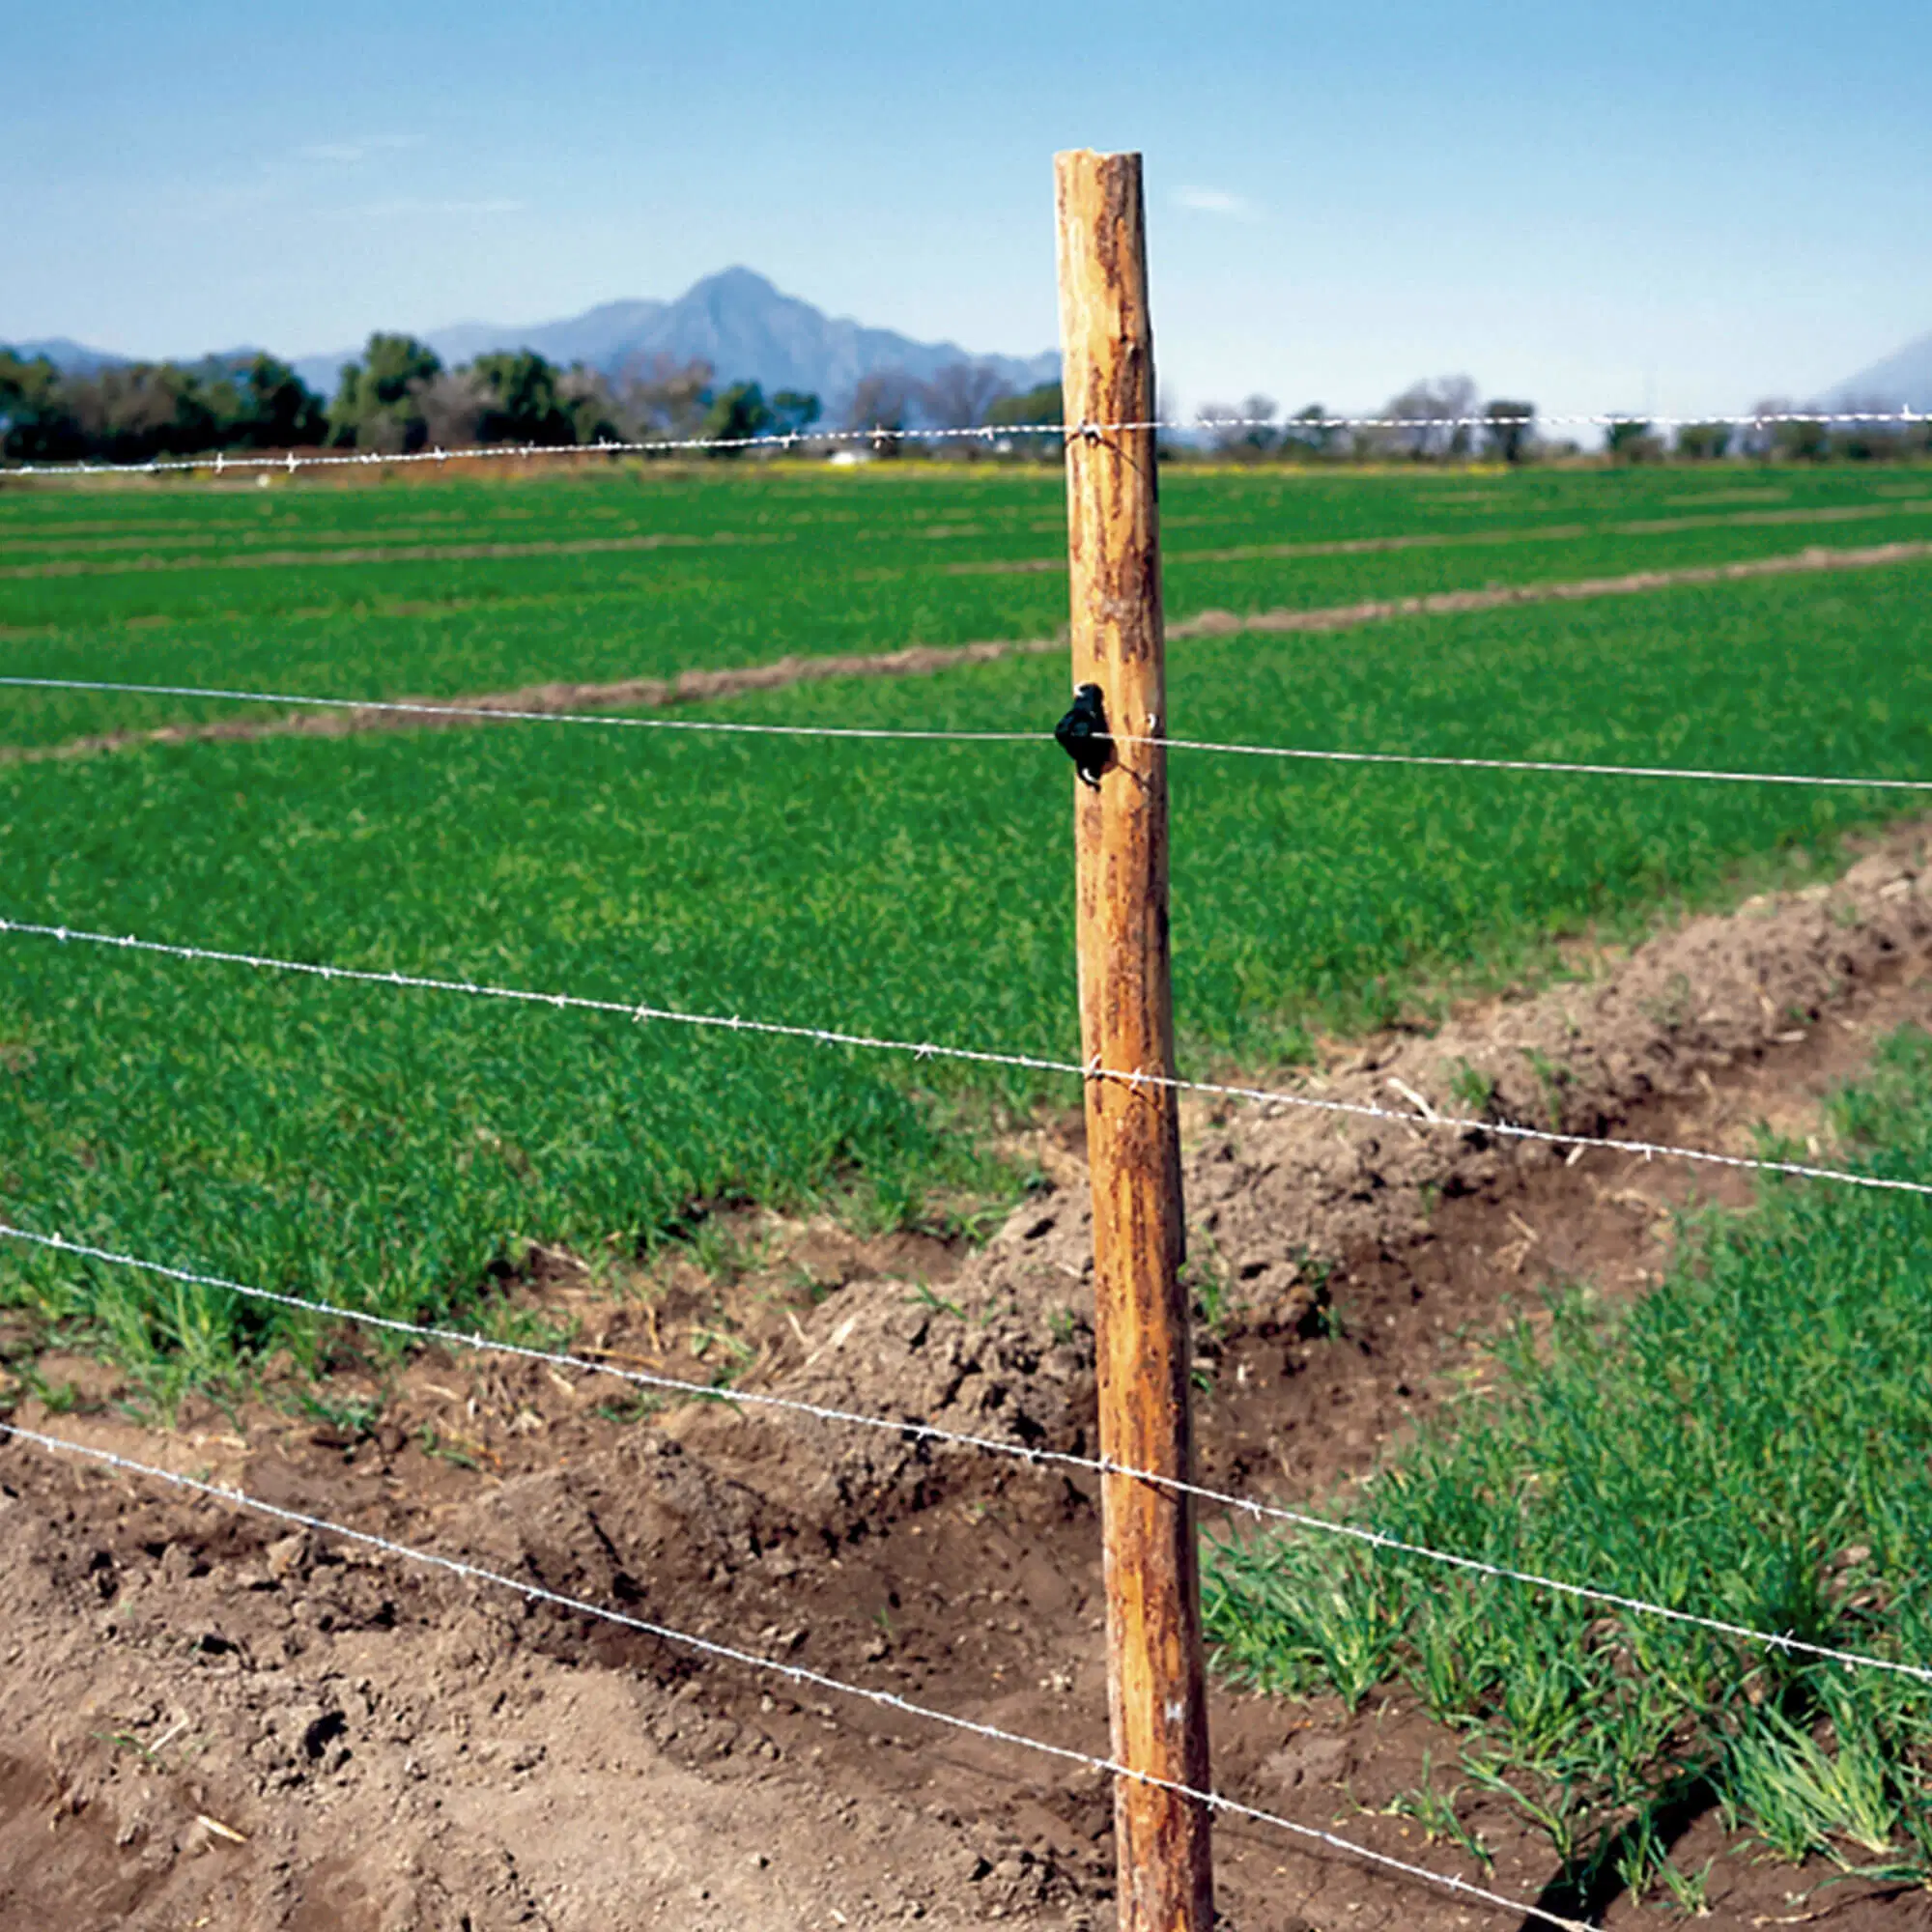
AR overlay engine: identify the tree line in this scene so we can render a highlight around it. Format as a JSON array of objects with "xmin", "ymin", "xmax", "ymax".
[
  {"xmin": 0, "ymin": 331, "xmax": 1066, "ymax": 464},
  {"xmin": 0, "ymin": 351, "xmax": 328, "ymax": 464},
  {"xmin": 2, "ymin": 339, "xmax": 1920, "ymax": 465},
  {"xmin": 1185, "ymin": 375, "xmax": 1931, "ymax": 465}
]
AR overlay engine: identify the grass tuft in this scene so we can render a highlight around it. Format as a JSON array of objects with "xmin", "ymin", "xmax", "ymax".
[{"xmin": 1206, "ymin": 1027, "xmax": 1932, "ymax": 1889}]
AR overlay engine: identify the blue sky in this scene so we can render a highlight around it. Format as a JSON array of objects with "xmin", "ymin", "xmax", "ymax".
[{"xmin": 6, "ymin": 0, "xmax": 1930, "ymax": 420}]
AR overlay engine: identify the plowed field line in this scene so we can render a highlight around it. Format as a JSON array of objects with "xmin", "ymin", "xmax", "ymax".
[
  {"xmin": 949, "ymin": 494, "xmax": 1932, "ymax": 575},
  {"xmin": 0, "ymin": 528, "xmax": 781, "ymax": 580},
  {"xmin": 6, "ymin": 536, "xmax": 1928, "ymax": 766},
  {"xmin": 7, "ymin": 493, "xmax": 1929, "ymax": 580}
]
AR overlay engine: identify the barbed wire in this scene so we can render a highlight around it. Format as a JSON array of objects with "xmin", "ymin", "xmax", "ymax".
[
  {"xmin": 1132, "ymin": 731, "xmax": 1932, "ymax": 793},
  {"xmin": 1179, "ymin": 407, "xmax": 1928, "ymax": 436},
  {"xmin": 0, "ymin": 1417, "xmax": 1595, "ymax": 1930},
  {"xmin": 4, "ymin": 424, "xmax": 1037, "ymax": 478},
  {"xmin": 4, "ymin": 914, "xmax": 1929, "ymax": 1205},
  {"xmin": 6, "ymin": 1212, "xmax": 1926, "ymax": 1690},
  {"xmin": 0, "ymin": 675, "xmax": 1037, "ymax": 747},
  {"xmin": 11, "ymin": 672, "xmax": 1932, "ymax": 800},
  {"xmin": 2, "ymin": 408, "xmax": 1925, "ymax": 479}
]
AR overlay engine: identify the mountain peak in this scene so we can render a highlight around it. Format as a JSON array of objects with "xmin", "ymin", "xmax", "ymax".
[
  {"xmin": 689, "ymin": 266, "xmax": 781, "ymax": 298},
  {"xmin": 285, "ymin": 269, "xmax": 1057, "ymax": 412},
  {"xmin": 1825, "ymin": 327, "xmax": 1932, "ymax": 411},
  {"xmin": 12, "ymin": 272, "xmax": 1060, "ymax": 420},
  {"xmin": 5, "ymin": 336, "xmax": 126, "ymax": 375}
]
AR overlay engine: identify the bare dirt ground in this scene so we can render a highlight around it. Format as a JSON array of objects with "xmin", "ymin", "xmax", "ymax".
[
  {"xmin": 9, "ymin": 827, "xmax": 1932, "ymax": 1930},
  {"xmin": 7, "ymin": 535, "xmax": 1930, "ymax": 770}
]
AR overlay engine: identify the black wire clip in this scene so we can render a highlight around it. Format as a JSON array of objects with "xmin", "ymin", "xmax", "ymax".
[{"xmin": 1055, "ymin": 683, "xmax": 1113, "ymax": 789}]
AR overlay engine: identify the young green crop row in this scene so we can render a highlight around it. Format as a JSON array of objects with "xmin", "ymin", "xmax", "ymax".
[
  {"xmin": 3, "ymin": 555, "xmax": 1931, "ymax": 1394},
  {"xmin": 4, "ymin": 458, "xmax": 1919, "ymax": 554},
  {"xmin": 1208, "ymin": 1025, "xmax": 1932, "ymax": 1896},
  {"xmin": 2, "ymin": 464, "xmax": 1928, "ymax": 751}
]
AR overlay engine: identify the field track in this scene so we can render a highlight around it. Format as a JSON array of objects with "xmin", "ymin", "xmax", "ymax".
[
  {"xmin": 0, "ymin": 527, "xmax": 777, "ymax": 581},
  {"xmin": 0, "ymin": 488, "xmax": 1924, "ymax": 582},
  {"xmin": 954, "ymin": 489, "xmax": 1932, "ymax": 573},
  {"xmin": 6, "ymin": 532, "xmax": 1927, "ymax": 767}
]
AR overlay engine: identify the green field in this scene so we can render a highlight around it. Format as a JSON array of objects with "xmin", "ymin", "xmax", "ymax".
[
  {"xmin": 2, "ymin": 459, "xmax": 1929, "ymax": 749},
  {"xmin": 1208, "ymin": 1029, "xmax": 1932, "ymax": 1897},
  {"xmin": 4, "ymin": 461, "xmax": 1932, "ymax": 1394}
]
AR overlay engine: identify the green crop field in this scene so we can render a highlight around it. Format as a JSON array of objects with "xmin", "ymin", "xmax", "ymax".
[
  {"xmin": 1207, "ymin": 1028, "xmax": 1932, "ymax": 1898},
  {"xmin": 3, "ymin": 460, "xmax": 1932, "ymax": 1399},
  {"xmin": 10, "ymin": 456, "xmax": 1932, "ymax": 1899},
  {"xmin": 2, "ymin": 459, "xmax": 1929, "ymax": 749}
]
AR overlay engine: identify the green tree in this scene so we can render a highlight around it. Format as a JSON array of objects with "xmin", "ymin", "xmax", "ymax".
[
  {"xmin": 2, "ymin": 350, "xmax": 324, "ymax": 463},
  {"xmin": 984, "ymin": 381, "xmax": 1064, "ymax": 458},
  {"xmin": 770, "ymin": 389, "xmax": 822, "ymax": 438},
  {"xmin": 986, "ymin": 382, "xmax": 1062, "ymax": 432},
  {"xmin": 63, "ymin": 363, "xmax": 218, "ymax": 463},
  {"xmin": 701, "ymin": 381, "xmax": 775, "ymax": 454},
  {"xmin": 1674, "ymin": 420, "xmax": 1732, "ymax": 461},
  {"xmin": 1773, "ymin": 415, "xmax": 1831, "ymax": 462},
  {"xmin": 1483, "ymin": 399, "xmax": 1535, "ymax": 464},
  {"xmin": 469, "ymin": 351, "xmax": 578, "ymax": 445},
  {"xmin": 1280, "ymin": 403, "xmax": 1337, "ymax": 459},
  {"xmin": 328, "ymin": 333, "xmax": 442, "ymax": 452},
  {"xmin": 1605, "ymin": 418, "xmax": 1663, "ymax": 464},
  {"xmin": 228, "ymin": 355, "xmax": 326, "ymax": 449},
  {"xmin": 0, "ymin": 352, "xmax": 82, "ymax": 460},
  {"xmin": 1834, "ymin": 403, "xmax": 1917, "ymax": 463}
]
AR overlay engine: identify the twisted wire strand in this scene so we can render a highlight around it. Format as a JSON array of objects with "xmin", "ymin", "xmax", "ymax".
[
  {"xmin": 2, "ymin": 407, "xmax": 1924, "ymax": 478},
  {"xmin": 5, "ymin": 1220, "xmax": 1927, "ymax": 1687},
  {"xmin": 3, "ymin": 914, "xmax": 1927, "ymax": 1203},
  {"xmin": 0, "ymin": 1417, "xmax": 1596, "ymax": 1931},
  {"xmin": 9, "ymin": 672, "xmax": 1932, "ymax": 797},
  {"xmin": 1129, "ymin": 731, "xmax": 1932, "ymax": 792},
  {"xmin": 0, "ymin": 675, "xmax": 1037, "ymax": 746}
]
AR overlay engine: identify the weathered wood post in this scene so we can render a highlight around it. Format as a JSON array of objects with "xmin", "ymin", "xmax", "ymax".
[{"xmin": 1054, "ymin": 148, "xmax": 1214, "ymax": 1932}]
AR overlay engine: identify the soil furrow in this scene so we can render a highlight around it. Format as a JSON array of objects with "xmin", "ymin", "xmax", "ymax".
[
  {"xmin": 1170, "ymin": 535, "xmax": 1932, "ymax": 637},
  {"xmin": 8, "ymin": 536, "xmax": 1930, "ymax": 769},
  {"xmin": 948, "ymin": 495, "xmax": 1932, "ymax": 575},
  {"xmin": 0, "ymin": 528, "xmax": 781, "ymax": 581}
]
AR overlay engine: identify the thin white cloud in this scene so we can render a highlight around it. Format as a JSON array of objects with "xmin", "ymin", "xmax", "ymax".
[
  {"xmin": 1172, "ymin": 186, "xmax": 1256, "ymax": 218},
  {"xmin": 296, "ymin": 134, "xmax": 425, "ymax": 164},
  {"xmin": 352, "ymin": 197, "xmax": 526, "ymax": 218}
]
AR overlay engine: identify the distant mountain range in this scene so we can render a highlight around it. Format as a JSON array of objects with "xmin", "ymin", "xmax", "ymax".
[
  {"xmin": 1823, "ymin": 330, "xmax": 1932, "ymax": 412},
  {"xmin": 8, "ymin": 336, "xmax": 135, "ymax": 377},
  {"xmin": 6, "ymin": 270, "xmax": 1059, "ymax": 417},
  {"xmin": 18, "ymin": 284, "xmax": 1930, "ymax": 419}
]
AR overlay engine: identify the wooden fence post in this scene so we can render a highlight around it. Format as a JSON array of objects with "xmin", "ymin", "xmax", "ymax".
[{"xmin": 1054, "ymin": 148, "xmax": 1214, "ymax": 1932}]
